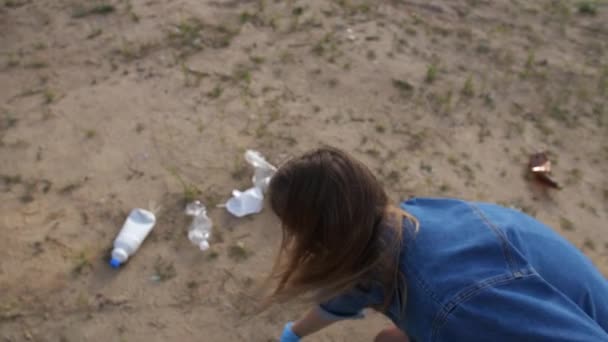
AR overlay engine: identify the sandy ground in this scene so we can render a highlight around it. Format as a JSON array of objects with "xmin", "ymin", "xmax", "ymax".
[{"xmin": 1, "ymin": 0, "xmax": 607, "ymax": 341}]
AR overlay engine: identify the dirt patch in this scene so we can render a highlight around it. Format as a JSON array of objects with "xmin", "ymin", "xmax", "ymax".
[{"xmin": 1, "ymin": 0, "xmax": 607, "ymax": 341}]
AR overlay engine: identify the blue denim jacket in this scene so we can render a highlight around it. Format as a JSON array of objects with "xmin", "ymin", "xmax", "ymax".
[{"xmin": 319, "ymin": 198, "xmax": 608, "ymax": 341}]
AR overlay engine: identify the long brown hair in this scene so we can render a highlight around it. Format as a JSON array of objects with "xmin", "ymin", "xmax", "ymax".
[{"xmin": 265, "ymin": 147, "xmax": 417, "ymax": 310}]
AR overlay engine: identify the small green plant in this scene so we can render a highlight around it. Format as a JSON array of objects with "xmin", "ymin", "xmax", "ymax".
[
  {"xmin": 577, "ymin": 1, "xmax": 598, "ymax": 15},
  {"xmin": 206, "ymin": 250, "xmax": 219, "ymax": 261},
  {"xmin": 599, "ymin": 65, "xmax": 608, "ymax": 95},
  {"xmin": 560, "ymin": 217, "xmax": 575, "ymax": 231},
  {"xmin": 292, "ymin": 6, "xmax": 304, "ymax": 16},
  {"xmin": 25, "ymin": 60, "xmax": 48, "ymax": 69},
  {"xmin": 461, "ymin": 76, "xmax": 475, "ymax": 97},
  {"xmin": 84, "ymin": 129, "xmax": 96, "ymax": 139},
  {"xmin": 72, "ymin": 4, "xmax": 115, "ymax": 18},
  {"xmin": 1, "ymin": 113, "xmax": 18, "ymax": 130},
  {"xmin": 392, "ymin": 79, "xmax": 414, "ymax": 93},
  {"xmin": 280, "ymin": 50, "xmax": 295, "ymax": 63},
  {"xmin": 86, "ymin": 28, "xmax": 103, "ymax": 40},
  {"xmin": 33, "ymin": 42, "xmax": 47, "ymax": 50},
  {"xmin": 153, "ymin": 257, "xmax": 177, "ymax": 281},
  {"xmin": 4, "ymin": 0, "xmax": 27, "ymax": 8},
  {"xmin": 207, "ymin": 85, "xmax": 223, "ymax": 99},
  {"xmin": 232, "ymin": 66, "xmax": 251, "ymax": 84},
  {"xmin": 250, "ymin": 56, "xmax": 265, "ymax": 65},
  {"xmin": 375, "ymin": 124, "xmax": 386, "ymax": 133},
  {"xmin": 167, "ymin": 167, "xmax": 201, "ymax": 203},
  {"xmin": 365, "ymin": 148, "xmax": 380, "ymax": 158},
  {"xmin": 583, "ymin": 238, "xmax": 596, "ymax": 251},
  {"xmin": 6, "ymin": 54, "xmax": 20, "ymax": 68},
  {"xmin": 59, "ymin": 182, "xmax": 81, "ymax": 195},
  {"xmin": 72, "ymin": 249, "xmax": 94, "ymax": 275},
  {"xmin": 228, "ymin": 242, "xmax": 250, "ymax": 262},
  {"xmin": 439, "ymin": 183, "xmax": 451, "ymax": 193},
  {"xmin": 168, "ymin": 18, "xmax": 203, "ymax": 52},
  {"xmin": 43, "ymin": 89, "xmax": 56, "ymax": 104},
  {"xmin": 425, "ymin": 64, "xmax": 438, "ymax": 83},
  {"xmin": 230, "ymin": 155, "xmax": 248, "ymax": 181}
]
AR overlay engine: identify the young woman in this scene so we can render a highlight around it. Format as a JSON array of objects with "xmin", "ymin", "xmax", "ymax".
[{"xmin": 265, "ymin": 147, "xmax": 608, "ymax": 342}]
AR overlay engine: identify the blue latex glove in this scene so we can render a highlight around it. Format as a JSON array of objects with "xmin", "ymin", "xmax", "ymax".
[{"xmin": 280, "ymin": 322, "xmax": 301, "ymax": 342}]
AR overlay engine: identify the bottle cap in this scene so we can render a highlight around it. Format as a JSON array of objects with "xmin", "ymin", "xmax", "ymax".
[{"xmin": 109, "ymin": 258, "xmax": 122, "ymax": 269}]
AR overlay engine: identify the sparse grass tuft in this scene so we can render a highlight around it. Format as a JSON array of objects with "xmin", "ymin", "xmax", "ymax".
[
  {"xmin": 392, "ymin": 79, "xmax": 414, "ymax": 95},
  {"xmin": 86, "ymin": 28, "xmax": 103, "ymax": 40},
  {"xmin": 24, "ymin": 60, "xmax": 48, "ymax": 69},
  {"xmin": 168, "ymin": 18, "xmax": 205, "ymax": 55},
  {"xmin": 560, "ymin": 217, "xmax": 575, "ymax": 231},
  {"xmin": 85, "ymin": 129, "xmax": 96, "ymax": 139},
  {"xmin": 43, "ymin": 89, "xmax": 56, "ymax": 104},
  {"xmin": 168, "ymin": 167, "xmax": 201, "ymax": 203},
  {"xmin": 72, "ymin": 4, "xmax": 115, "ymax": 18},
  {"xmin": 232, "ymin": 65, "xmax": 252, "ymax": 84},
  {"xmin": 599, "ymin": 65, "xmax": 608, "ymax": 95},
  {"xmin": 577, "ymin": 1, "xmax": 598, "ymax": 15},
  {"xmin": 230, "ymin": 154, "xmax": 248, "ymax": 181},
  {"xmin": 72, "ymin": 249, "xmax": 95, "ymax": 275},
  {"xmin": 583, "ymin": 238, "xmax": 596, "ymax": 251},
  {"xmin": 207, "ymin": 85, "xmax": 223, "ymax": 99},
  {"xmin": 461, "ymin": 76, "xmax": 474, "ymax": 97},
  {"xmin": 153, "ymin": 257, "xmax": 177, "ymax": 281},
  {"xmin": 206, "ymin": 250, "xmax": 219, "ymax": 260},
  {"xmin": 228, "ymin": 242, "xmax": 250, "ymax": 262},
  {"xmin": 425, "ymin": 64, "xmax": 438, "ymax": 83}
]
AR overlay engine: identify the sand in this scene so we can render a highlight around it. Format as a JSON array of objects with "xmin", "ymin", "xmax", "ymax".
[{"xmin": 1, "ymin": 0, "xmax": 607, "ymax": 341}]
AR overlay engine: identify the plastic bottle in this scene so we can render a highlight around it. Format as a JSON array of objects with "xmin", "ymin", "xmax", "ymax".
[
  {"xmin": 185, "ymin": 201, "xmax": 213, "ymax": 251},
  {"xmin": 226, "ymin": 187, "xmax": 264, "ymax": 217},
  {"xmin": 244, "ymin": 150, "xmax": 277, "ymax": 192},
  {"xmin": 110, "ymin": 208, "xmax": 157, "ymax": 268}
]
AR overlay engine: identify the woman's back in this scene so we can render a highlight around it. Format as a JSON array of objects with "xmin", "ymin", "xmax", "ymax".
[{"xmin": 400, "ymin": 198, "xmax": 608, "ymax": 341}]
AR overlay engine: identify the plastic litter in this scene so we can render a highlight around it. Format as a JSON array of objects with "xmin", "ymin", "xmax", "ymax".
[
  {"xmin": 528, "ymin": 152, "xmax": 560, "ymax": 189},
  {"xmin": 226, "ymin": 150, "xmax": 276, "ymax": 217},
  {"xmin": 185, "ymin": 200, "xmax": 213, "ymax": 251},
  {"xmin": 110, "ymin": 208, "xmax": 157, "ymax": 268},
  {"xmin": 245, "ymin": 150, "xmax": 277, "ymax": 192}
]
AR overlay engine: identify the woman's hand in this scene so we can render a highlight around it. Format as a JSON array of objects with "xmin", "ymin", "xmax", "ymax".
[
  {"xmin": 280, "ymin": 322, "xmax": 301, "ymax": 342},
  {"xmin": 281, "ymin": 307, "xmax": 339, "ymax": 340}
]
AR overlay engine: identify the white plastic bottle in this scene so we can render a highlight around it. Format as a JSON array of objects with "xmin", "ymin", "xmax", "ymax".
[
  {"xmin": 110, "ymin": 208, "xmax": 157, "ymax": 268},
  {"xmin": 185, "ymin": 201, "xmax": 213, "ymax": 251}
]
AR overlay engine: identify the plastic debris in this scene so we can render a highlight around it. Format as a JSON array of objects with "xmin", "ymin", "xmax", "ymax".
[
  {"xmin": 185, "ymin": 200, "xmax": 213, "ymax": 251},
  {"xmin": 226, "ymin": 150, "xmax": 276, "ymax": 217},
  {"xmin": 245, "ymin": 150, "xmax": 277, "ymax": 192},
  {"xmin": 528, "ymin": 152, "xmax": 560, "ymax": 189},
  {"xmin": 110, "ymin": 209, "xmax": 157, "ymax": 268},
  {"xmin": 346, "ymin": 27, "xmax": 356, "ymax": 41}
]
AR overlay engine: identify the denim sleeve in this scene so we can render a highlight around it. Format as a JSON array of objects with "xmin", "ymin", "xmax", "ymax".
[
  {"xmin": 434, "ymin": 273, "xmax": 608, "ymax": 342},
  {"xmin": 318, "ymin": 288, "xmax": 371, "ymax": 321}
]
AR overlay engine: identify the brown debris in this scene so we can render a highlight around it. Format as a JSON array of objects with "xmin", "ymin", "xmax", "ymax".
[{"xmin": 529, "ymin": 152, "xmax": 560, "ymax": 189}]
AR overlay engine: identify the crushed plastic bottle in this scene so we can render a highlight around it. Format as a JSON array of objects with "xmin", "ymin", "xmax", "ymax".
[
  {"xmin": 185, "ymin": 201, "xmax": 212, "ymax": 251},
  {"xmin": 226, "ymin": 150, "xmax": 277, "ymax": 217},
  {"xmin": 226, "ymin": 187, "xmax": 264, "ymax": 217},
  {"xmin": 244, "ymin": 150, "xmax": 277, "ymax": 192}
]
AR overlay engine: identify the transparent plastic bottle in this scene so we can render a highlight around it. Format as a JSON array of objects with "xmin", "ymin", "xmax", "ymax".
[{"xmin": 185, "ymin": 201, "xmax": 212, "ymax": 251}]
